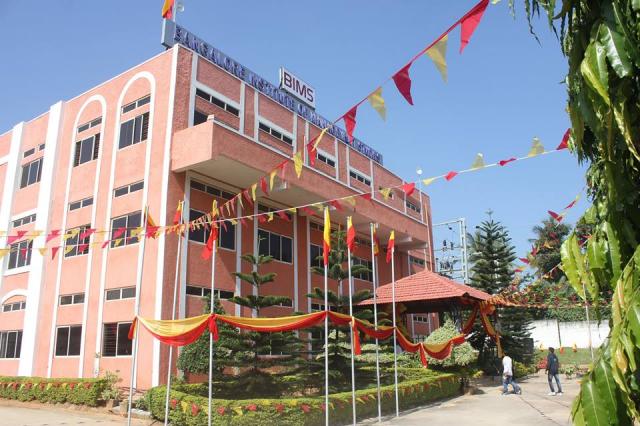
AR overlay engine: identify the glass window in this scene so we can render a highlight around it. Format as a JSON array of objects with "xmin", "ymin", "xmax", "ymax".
[
  {"xmin": 7, "ymin": 240, "xmax": 32, "ymax": 269},
  {"xmin": 186, "ymin": 285, "xmax": 203, "ymax": 296},
  {"xmin": 59, "ymin": 295, "xmax": 73, "ymax": 305},
  {"xmin": 105, "ymin": 289, "xmax": 120, "ymax": 300},
  {"xmin": 73, "ymin": 293, "xmax": 85, "ymax": 304},
  {"xmin": 0, "ymin": 331, "xmax": 22, "ymax": 359},
  {"xmin": 102, "ymin": 322, "xmax": 132, "ymax": 357},
  {"xmin": 20, "ymin": 158, "xmax": 43, "ymax": 188},
  {"xmin": 194, "ymin": 110, "xmax": 208, "ymax": 125},
  {"xmin": 110, "ymin": 212, "xmax": 141, "ymax": 247},
  {"xmin": 74, "ymin": 134, "xmax": 100, "ymax": 166},
  {"xmin": 116, "ymin": 323, "xmax": 133, "ymax": 356},
  {"xmin": 310, "ymin": 244, "xmax": 323, "ymax": 269},
  {"xmin": 64, "ymin": 224, "xmax": 91, "ymax": 258},
  {"xmin": 258, "ymin": 229, "xmax": 292, "ymax": 263},
  {"xmin": 118, "ymin": 113, "xmax": 149, "ymax": 149},
  {"xmin": 121, "ymin": 287, "xmax": 136, "ymax": 299}
]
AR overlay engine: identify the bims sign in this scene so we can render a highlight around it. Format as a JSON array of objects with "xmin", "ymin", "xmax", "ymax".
[{"xmin": 279, "ymin": 68, "xmax": 316, "ymax": 109}]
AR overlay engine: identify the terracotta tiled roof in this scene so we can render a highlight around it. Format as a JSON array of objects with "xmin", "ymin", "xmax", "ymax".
[{"xmin": 362, "ymin": 269, "xmax": 490, "ymax": 305}]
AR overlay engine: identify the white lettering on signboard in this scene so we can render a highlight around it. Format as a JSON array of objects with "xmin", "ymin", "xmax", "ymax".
[{"xmin": 279, "ymin": 67, "xmax": 316, "ymax": 109}]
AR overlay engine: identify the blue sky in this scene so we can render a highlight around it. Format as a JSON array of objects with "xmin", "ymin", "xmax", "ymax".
[{"xmin": 0, "ymin": 0, "xmax": 587, "ymax": 260}]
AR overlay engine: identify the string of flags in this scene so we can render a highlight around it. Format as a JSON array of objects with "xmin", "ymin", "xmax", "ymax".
[{"xmin": 0, "ymin": 131, "xmax": 570, "ymax": 261}]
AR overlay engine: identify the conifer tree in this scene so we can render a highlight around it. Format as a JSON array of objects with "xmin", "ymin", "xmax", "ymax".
[{"xmin": 468, "ymin": 213, "xmax": 531, "ymax": 368}]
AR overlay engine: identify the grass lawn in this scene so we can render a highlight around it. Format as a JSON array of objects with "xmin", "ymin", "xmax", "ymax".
[{"xmin": 535, "ymin": 348, "xmax": 594, "ymax": 366}]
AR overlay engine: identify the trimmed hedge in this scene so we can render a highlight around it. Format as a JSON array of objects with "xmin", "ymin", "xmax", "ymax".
[
  {"xmin": 145, "ymin": 369, "xmax": 461, "ymax": 425},
  {"xmin": 0, "ymin": 376, "xmax": 107, "ymax": 407}
]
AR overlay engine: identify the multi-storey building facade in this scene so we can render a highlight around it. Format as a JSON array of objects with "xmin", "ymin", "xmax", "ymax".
[{"xmin": 0, "ymin": 24, "xmax": 437, "ymax": 390}]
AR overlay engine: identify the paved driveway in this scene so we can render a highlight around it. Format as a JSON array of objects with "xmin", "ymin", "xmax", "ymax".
[
  {"xmin": 374, "ymin": 372, "xmax": 578, "ymax": 426},
  {"xmin": 0, "ymin": 401, "xmax": 153, "ymax": 425}
]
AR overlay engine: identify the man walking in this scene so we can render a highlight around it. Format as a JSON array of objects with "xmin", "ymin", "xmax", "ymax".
[
  {"xmin": 546, "ymin": 347, "xmax": 563, "ymax": 396},
  {"xmin": 502, "ymin": 353, "xmax": 522, "ymax": 395}
]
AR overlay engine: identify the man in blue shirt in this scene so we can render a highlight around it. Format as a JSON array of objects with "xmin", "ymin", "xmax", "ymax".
[{"xmin": 546, "ymin": 347, "xmax": 563, "ymax": 396}]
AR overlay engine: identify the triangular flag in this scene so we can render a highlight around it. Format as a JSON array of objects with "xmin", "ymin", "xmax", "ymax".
[
  {"xmin": 519, "ymin": 257, "xmax": 530, "ymax": 264},
  {"xmin": 258, "ymin": 214, "xmax": 267, "ymax": 223},
  {"xmin": 26, "ymin": 230, "xmax": 43, "ymax": 241},
  {"xmin": 444, "ymin": 171, "xmax": 458, "ymax": 181},
  {"xmin": 564, "ymin": 195, "xmax": 580, "ymax": 210},
  {"xmin": 7, "ymin": 230, "xmax": 28, "ymax": 245},
  {"xmin": 422, "ymin": 177, "xmax": 436, "ymax": 186},
  {"xmin": 64, "ymin": 245, "xmax": 75, "ymax": 255},
  {"xmin": 243, "ymin": 189, "xmax": 253, "ymax": 206},
  {"xmin": 267, "ymin": 212, "xmax": 274, "ymax": 222},
  {"xmin": 293, "ymin": 152, "xmax": 303, "ymax": 178},
  {"xmin": 557, "ymin": 129, "xmax": 570, "ymax": 150},
  {"xmin": 230, "ymin": 218, "xmax": 238, "ymax": 225},
  {"xmin": 173, "ymin": 200, "xmax": 184, "ymax": 225},
  {"xmin": 307, "ymin": 142, "xmax": 317, "ymax": 167},
  {"xmin": 46, "ymin": 230, "xmax": 61, "ymax": 244},
  {"xmin": 38, "ymin": 248, "xmax": 47, "ymax": 256},
  {"xmin": 528, "ymin": 137, "xmax": 545, "ymax": 156},
  {"xmin": 346, "ymin": 216, "xmax": 356, "ymax": 252},
  {"xmin": 401, "ymin": 182, "xmax": 416, "ymax": 196},
  {"xmin": 300, "ymin": 206, "xmax": 317, "ymax": 217},
  {"xmin": 251, "ymin": 183, "xmax": 258, "ymax": 201},
  {"xmin": 276, "ymin": 210, "xmax": 290, "ymax": 222},
  {"xmin": 51, "ymin": 246, "xmax": 60, "ymax": 260},
  {"xmin": 368, "ymin": 87, "xmax": 386, "ymax": 121},
  {"xmin": 459, "ymin": 0, "xmax": 489, "ymax": 53},
  {"xmin": 269, "ymin": 170, "xmax": 277, "ymax": 191},
  {"xmin": 343, "ymin": 107, "xmax": 357, "ymax": 143},
  {"xmin": 260, "ymin": 177, "xmax": 268, "ymax": 195},
  {"xmin": 329, "ymin": 200, "xmax": 343, "ymax": 211},
  {"xmin": 79, "ymin": 228, "xmax": 96, "ymax": 241},
  {"xmin": 380, "ymin": 188, "xmax": 392, "ymax": 200},
  {"xmin": 392, "ymin": 64, "xmax": 414, "ymax": 105},
  {"xmin": 470, "ymin": 153, "xmax": 485, "ymax": 169},
  {"xmin": 548, "ymin": 210, "xmax": 564, "ymax": 222},
  {"xmin": 0, "ymin": 248, "xmax": 9, "ymax": 260},
  {"xmin": 312, "ymin": 128, "xmax": 329, "ymax": 150},
  {"xmin": 344, "ymin": 197, "xmax": 356, "ymax": 208},
  {"xmin": 498, "ymin": 157, "xmax": 516, "ymax": 166},
  {"xmin": 287, "ymin": 207, "xmax": 297, "ymax": 214},
  {"xmin": 426, "ymin": 34, "xmax": 448, "ymax": 82}
]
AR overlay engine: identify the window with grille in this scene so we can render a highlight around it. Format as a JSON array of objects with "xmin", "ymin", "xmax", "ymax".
[
  {"xmin": 64, "ymin": 224, "xmax": 91, "ymax": 257},
  {"xmin": 101, "ymin": 322, "xmax": 132, "ymax": 357},
  {"xmin": 118, "ymin": 112, "xmax": 149, "ymax": 149},
  {"xmin": 20, "ymin": 158, "xmax": 43, "ymax": 188},
  {"xmin": 0, "ymin": 331, "xmax": 22, "ymax": 359},
  {"xmin": 105, "ymin": 287, "xmax": 136, "ymax": 301},
  {"xmin": 349, "ymin": 170, "xmax": 371, "ymax": 186},
  {"xmin": 12, "ymin": 213, "xmax": 36, "ymax": 228},
  {"xmin": 59, "ymin": 293, "xmax": 84, "ymax": 306},
  {"xmin": 69, "ymin": 196, "xmax": 93, "ymax": 211},
  {"xmin": 195, "ymin": 89, "xmax": 239, "ymax": 116},
  {"xmin": 258, "ymin": 229, "xmax": 292, "ymax": 263},
  {"xmin": 188, "ymin": 209, "xmax": 235, "ymax": 250},
  {"xmin": 352, "ymin": 257, "xmax": 373, "ymax": 282},
  {"xmin": 110, "ymin": 212, "xmax": 141, "ymax": 247},
  {"xmin": 55, "ymin": 325, "xmax": 82, "ymax": 356},
  {"xmin": 73, "ymin": 133, "xmax": 100, "ymax": 166},
  {"xmin": 2, "ymin": 301, "xmax": 26, "ymax": 312},
  {"xmin": 7, "ymin": 240, "xmax": 32, "ymax": 269}
]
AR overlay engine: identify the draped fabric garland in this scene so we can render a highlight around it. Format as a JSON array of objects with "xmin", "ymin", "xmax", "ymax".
[{"xmin": 129, "ymin": 305, "xmax": 501, "ymax": 367}]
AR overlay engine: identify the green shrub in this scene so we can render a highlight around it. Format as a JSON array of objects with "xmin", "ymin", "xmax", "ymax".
[
  {"xmin": 424, "ymin": 319, "xmax": 477, "ymax": 368},
  {"xmin": 145, "ymin": 369, "xmax": 460, "ymax": 425},
  {"xmin": 0, "ymin": 376, "xmax": 107, "ymax": 406},
  {"xmin": 513, "ymin": 361, "xmax": 536, "ymax": 379}
]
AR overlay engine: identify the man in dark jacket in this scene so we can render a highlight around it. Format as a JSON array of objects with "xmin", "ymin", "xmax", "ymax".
[{"xmin": 546, "ymin": 347, "xmax": 563, "ymax": 396}]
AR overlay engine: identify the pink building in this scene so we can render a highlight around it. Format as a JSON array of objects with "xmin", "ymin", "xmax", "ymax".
[{"xmin": 0, "ymin": 23, "xmax": 437, "ymax": 390}]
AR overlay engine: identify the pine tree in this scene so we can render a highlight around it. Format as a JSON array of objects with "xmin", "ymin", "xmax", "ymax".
[
  {"xmin": 468, "ymin": 214, "xmax": 532, "ymax": 369},
  {"xmin": 227, "ymin": 253, "xmax": 306, "ymax": 397}
]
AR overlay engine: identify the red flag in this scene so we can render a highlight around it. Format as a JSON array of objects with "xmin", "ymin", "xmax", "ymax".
[
  {"xmin": 519, "ymin": 257, "xmax": 530, "ymax": 264},
  {"xmin": 220, "ymin": 220, "xmax": 228, "ymax": 232},
  {"xmin": 239, "ymin": 217, "xmax": 248, "ymax": 228},
  {"xmin": 242, "ymin": 189, "xmax": 253, "ymax": 206},
  {"xmin": 7, "ymin": 230, "xmax": 28, "ymax": 245},
  {"xmin": 260, "ymin": 176, "xmax": 268, "ymax": 195},
  {"xmin": 162, "ymin": 0, "xmax": 175, "ymax": 19},
  {"xmin": 51, "ymin": 246, "xmax": 60, "ymax": 260},
  {"xmin": 361, "ymin": 193, "xmax": 373, "ymax": 203},
  {"xmin": 459, "ymin": 0, "xmax": 489, "ymax": 53},
  {"xmin": 401, "ymin": 182, "xmax": 416, "ymax": 197},
  {"xmin": 392, "ymin": 64, "xmax": 414, "ymax": 105},
  {"xmin": 46, "ymin": 230, "xmax": 61, "ymax": 244},
  {"xmin": 556, "ymin": 129, "xmax": 570, "ymax": 150},
  {"xmin": 498, "ymin": 157, "xmax": 516, "ymax": 166},
  {"xmin": 346, "ymin": 217, "xmax": 356, "ymax": 252},
  {"xmin": 373, "ymin": 230, "xmax": 380, "ymax": 256},
  {"xmin": 276, "ymin": 210, "xmax": 291, "ymax": 222},
  {"xmin": 258, "ymin": 214, "xmax": 267, "ymax": 223},
  {"xmin": 201, "ymin": 224, "xmax": 218, "ymax": 260},
  {"xmin": 343, "ymin": 107, "xmax": 357, "ymax": 143},
  {"xmin": 531, "ymin": 245, "xmax": 539, "ymax": 257},
  {"xmin": 19, "ymin": 247, "xmax": 28, "ymax": 259},
  {"xmin": 79, "ymin": 228, "xmax": 95, "ymax": 241},
  {"xmin": 444, "ymin": 171, "xmax": 458, "ymax": 181},
  {"xmin": 548, "ymin": 210, "xmax": 563, "ymax": 222},
  {"xmin": 329, "ymin": 200, "xmax": 343, "ymax": 211},
  {"xmin": 173, "ymin": 200, "xmax": 184, "ymax": 225},
  {"xmin": 386, "ymin": 231, "xmax": 395, "ymax": 264},
  {"xmin": 307, "ymin": 142, "xmax": 317, "ymax": 167},
  {"xmin": 564, "ymin": 199, "xmax": 578, "ymax": 210},
  {"xmin": 77, "ymin": 243, "xmax": 89, "ymax": 254},
  {"xmin": 145, "ymin": 208, "xmax": 159, "ymax": 239},
  {"xmin": 300, "ymin": 206, "xmax": 317, "ymax": 217}
]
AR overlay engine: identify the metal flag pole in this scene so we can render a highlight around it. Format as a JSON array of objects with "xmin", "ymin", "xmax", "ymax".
[
  {"xmin": 208, "ymin": 242, "xmax": 217, "ymax": 426},
  {"xmin": 324, "ymin": 261, "xmax": 329, "ymax": 426},
  {"xmin": 369, "ymin": 223, "xmax": 382, "ymax": 422},
  {"xmin": 164, "ymin": 201, "xmax": 184, "ymax": 426},
  {"xmin": 390, "ymin": 240, "xmax": 399, "ymax": 417},
  {"xmin": 346, "ymin": 218, "xmax": 356, "ymax": 425},
  {"xmin": 128, "ymin": 207, "xmax": 150, "ymax": 426}
]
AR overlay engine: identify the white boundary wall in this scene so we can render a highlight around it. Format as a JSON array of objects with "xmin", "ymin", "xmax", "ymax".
[{"xmin": 530, "ymin": 320, "xmax": 610, "ymax": 349}]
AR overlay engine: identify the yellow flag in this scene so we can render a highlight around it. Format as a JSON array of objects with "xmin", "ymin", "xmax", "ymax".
[
  {"xmin": 251, "ymin": 183, "xmax": 257, "ymax": 201},
  {"xmin": 38, "ymin": 248, "xmax": 47, "ymax": 256},
  {"xmin": 344, "ymin": 197, "xmax": 356, "ymax": 208},
  {"xmin": 269, "ymin": 170, "xmax": 277, "ymax": 191},
  {"xmin": 287, "ymin": 207, "xmax": 297, "ymax": 214},
  {"xmin": 230, "ymin": 219, "xmax": 238, "ymax": 225},
  {"xmin": 528, "ymin": 137, "xmax": 545, "ymax": 157},
  {"xmin": 267, "ymin": 212, "xmax": 274, "ymax": 222},
  {"xmin": 312, "ymin": 128, "xmax": 329, "ymax": 150},
  {"xmin": 65, "ymin": 228, "xmax": 80, "ymax": 241},
  {"xmin": 379, "ymin": 188, "xmax": 392, "ymax": 200},
  {"xmin": 426, "ymin": 35, "xmax": 448, "ymax": 82},
  {"xmin": 64, "ymin": 245, "xmax": 75, "ymax": 255},
  {"xmin": 130, "ymin": 227, "xmax": 143, "ymax": 239},
  {"xmin": 237, "ymin": 193, "xmax": 244, "ymax": 210},
  {"xmin": 422, "ymin": 177, "xmax": 436, "ymax": 186},
  {"xmin": 293, "ymin": 152, "xmax": 303, "ymax": 178},
  {"xmin": 471, "ymin": 153, "xmax": 485, "ymax": 169},
  {"xmin": 27, "ymin": 230, "xmax": 43, "ymax": 241},
  {"xmin": 0, "ymin": 248, "xmax": 9, "ymax": 260},
  {"xmin": 212, "ymin": 199, "xmax": 219, "ymax": 218},
  {"xmin": 368, "ymin": 87, "xmax": 386, "ymax": 121}
]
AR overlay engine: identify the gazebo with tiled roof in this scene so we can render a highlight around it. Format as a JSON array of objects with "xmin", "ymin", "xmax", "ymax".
[{"xmin": 361, "ymin": 268, "xmax": 491, "ymax": 313}]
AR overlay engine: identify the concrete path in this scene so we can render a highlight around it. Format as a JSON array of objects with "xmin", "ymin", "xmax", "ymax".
[
  {"xmin": 375, "ymin": 372, "xmax": 578, "ymax": 426},
  {"xmin": 0, "ymin": 400, "xmax": 154, "ymax": 425}
]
